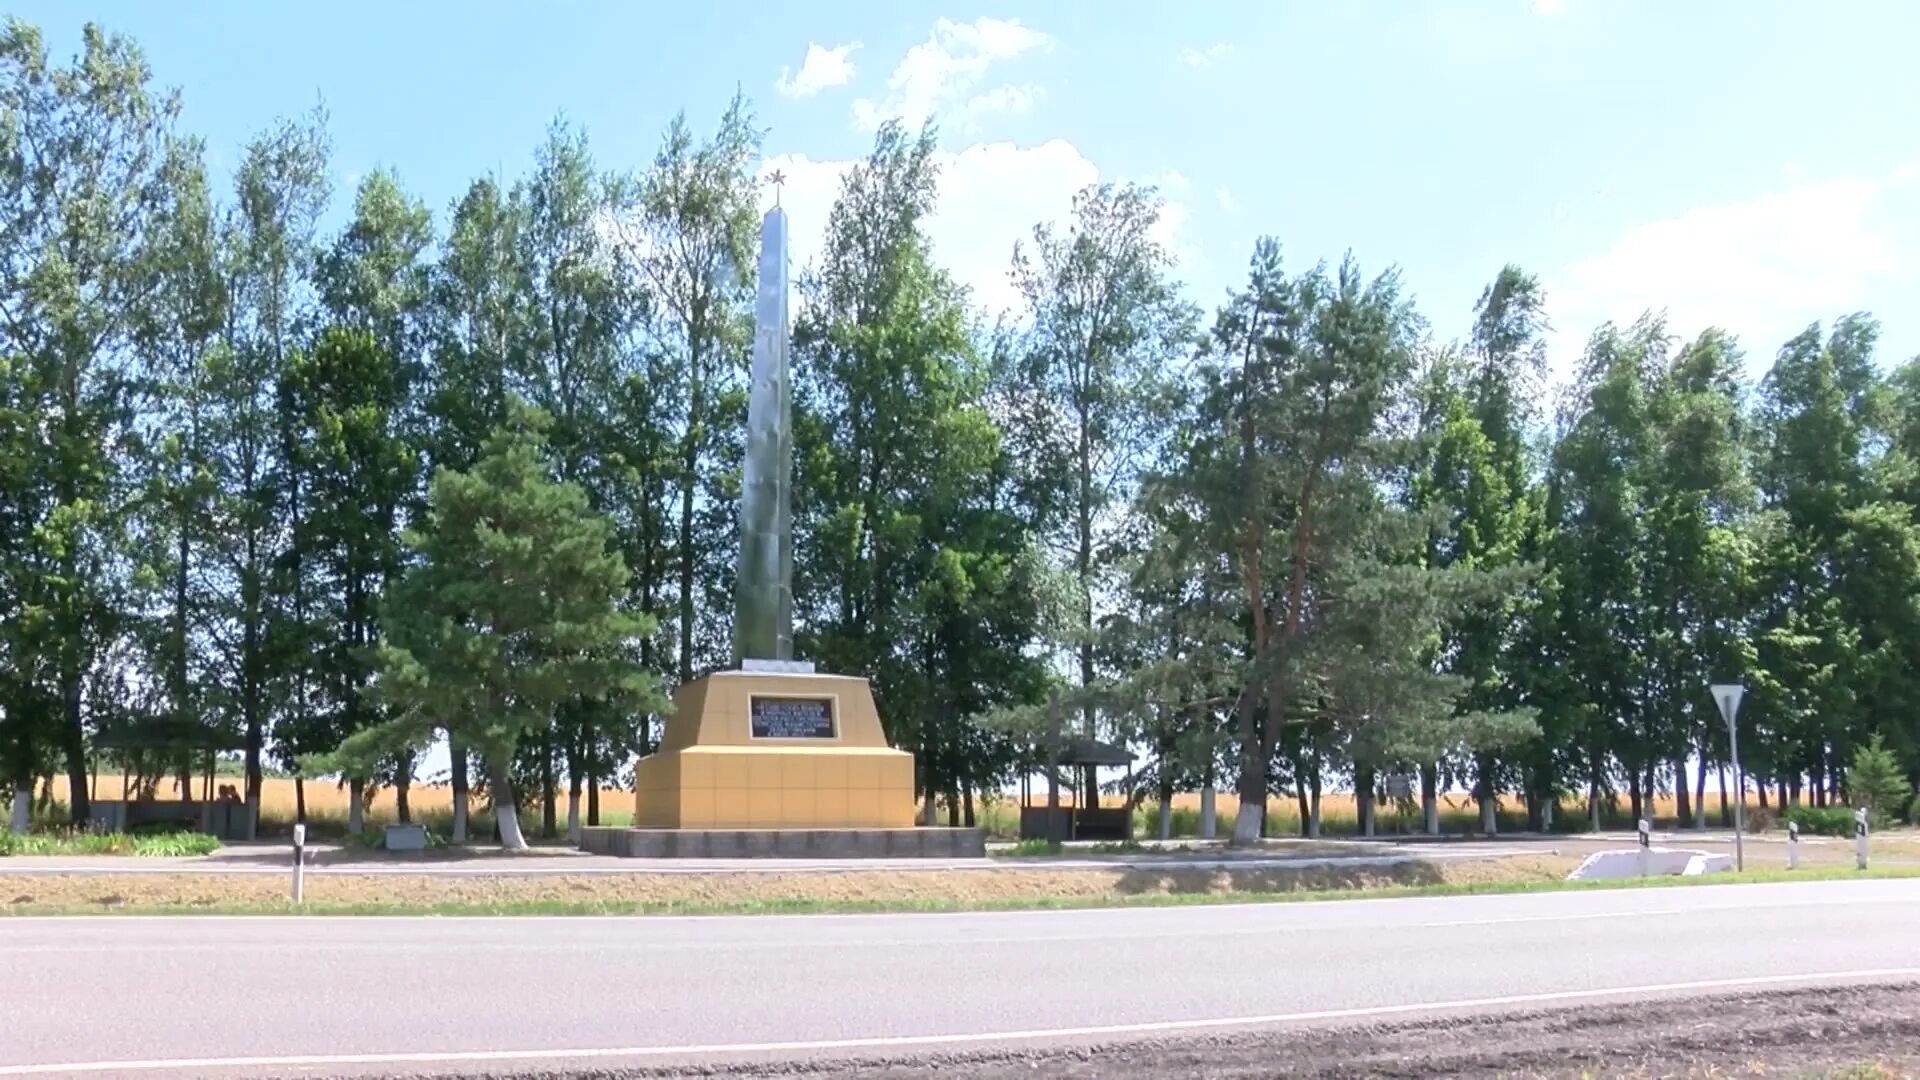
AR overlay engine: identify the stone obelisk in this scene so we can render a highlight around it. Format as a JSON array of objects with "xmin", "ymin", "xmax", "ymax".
[{"xmin": 732, "ymin": 201, "xmax": 793, "ymax": 664}]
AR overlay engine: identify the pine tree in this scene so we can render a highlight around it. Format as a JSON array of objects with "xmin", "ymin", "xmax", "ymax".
[{"xmin": 332, "ymin": 403, "xmax": 663, "ymax": 850}]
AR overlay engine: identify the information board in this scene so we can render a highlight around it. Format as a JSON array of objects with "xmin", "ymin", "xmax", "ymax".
[{"xmin": 749, "ymin": 696, "xmax": 836, "ymax": 739}]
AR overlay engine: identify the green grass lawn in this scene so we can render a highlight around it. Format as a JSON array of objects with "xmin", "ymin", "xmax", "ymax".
[{"xmin": 0, "ymin": 830, "xmax": 222, "ymax": 857}]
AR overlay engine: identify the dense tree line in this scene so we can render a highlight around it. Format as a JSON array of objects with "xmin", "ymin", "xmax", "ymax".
[{"xmin": 3, "ymin": 21, "xmax": 1917, "ymax": 845}]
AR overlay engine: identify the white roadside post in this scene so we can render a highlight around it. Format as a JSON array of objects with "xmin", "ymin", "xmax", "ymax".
[
  {"xmin": 291, "ymin": 822, "xmax": 306, "ymax": 904},
  {"xmin": 1637, "ymin": 818, "xmax": 1651, "ymax": 878},
  {"xmin": 1710, "ymin": 683, "xmax": 1746, "ymax": 872},
  {"xmin": 1855, "ymin": 808, "xmax": 1870, "ymax": 871},
  {"xmin": 1787, "ymin": 820, "xmax": 1801, "ymax": 870}
]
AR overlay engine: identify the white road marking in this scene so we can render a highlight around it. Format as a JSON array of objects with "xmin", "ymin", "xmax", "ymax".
[{"xmin": 4, "ymin": 967, "xmax": 1917, "ymax": 1077}]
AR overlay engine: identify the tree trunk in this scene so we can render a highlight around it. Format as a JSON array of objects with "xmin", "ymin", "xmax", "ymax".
[
  {"xmin": 963, "ymin": 786, "xmax": 976, "ymax": 828},
  {"xmin": 1307, "ymin": 771, "xmax": 1322, "ymax": 839},
  {"xmin": 1230, "ymin": 687, "xmax": 1265, "ymax": 846},
  {"xmin": 347, "ymin": 777, "xmax": 365, "ymax": 835},
  {"xmin": 1588, "ymin": 776, "xmax": 1602, "ymax": 832},
  {"xmin": 9, "ymin": 783, "xmax": 29, "ymax": 835},
  {"xmin": 1356, "ymin": 767, "xmax": 1376, "ymax": 838},
  {"xmin": 492, "ymin": 762, "xmax": 526, "ymax": 851},
  {"xmin": 566, "ymin": 785, "xmax": 581, "ymax": 844},
  {"xmin": 1199, "ymin": 784, "xmax": 1216, "ymax": 839},
  {"xmin": 1694, "ymin": 740, "xmax": 1709, "ymax": 829},
  {"xmin": 540, "ymin": 729, "xmax": 557, "ymax": 839},
  {"xmin": 586, "ymin": 753, "xmax": 601, "ymax": 828},
  {"xmin": 946, "ymin": 787, "xmax": 961, "ymax": 828},
  {"xmin": 295, "ymin": 777, "xmax": 307, "ymax": 824},
  {"xmin": 450, "ymin": 737, "xmax": 470, "ymax": 845},
  {"xmin": 1421, "ymin": 764, "xmax": 1439, "ymax": 836},
  {"xmin": 61, "ymin": 683, "xmax": 89, "ymax": 826},
  {"xmin": 394, "ymin": 752, "xmax": 413, "ymax": 825},
  {"xmin": 1627, "ymin": 768, "xmax": 1643, "ymax": 823},
  {"xmin": 1674, "ymin": 757, "xmax": 1691, "ymax": 827},
  {"xmin": 1157, "ymin": 776, "xmax": 1175, "ymax": 841}
]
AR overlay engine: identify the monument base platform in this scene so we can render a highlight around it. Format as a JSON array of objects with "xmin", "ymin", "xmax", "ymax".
[{"xmin": 579, "ymin": 826, "xmax": 985, "ymax": 860}]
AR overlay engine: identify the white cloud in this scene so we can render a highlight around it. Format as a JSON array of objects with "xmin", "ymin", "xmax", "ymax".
[
  {"xmin": 775, "ymin": 41, "xmax": 861, "ymax": 99},
  {"xmin": 761, "ymin": 137, "xmax": 1192, "ymax": 320},
  {"xmin": 960, "ymin": 83, "xmax": 1043, "ymax": 126},
  {"xmin": 1532, "ymin": 0, "xmax": 1566, "ymax": 16},
  {"xmin": 1217, "ymin": 186, "xmax": 1240, "ymax": 213},
  {"xmin": 1546, "ymin": 171, "xmax": 1912, "ymax": 379},
  {"xmin": 1178, "ymin": 43, "xmax": 1233, "ymax": 68},
  {"xmin": 852, "ymin": 17, "xmax": 1051, "ymax": 132}
]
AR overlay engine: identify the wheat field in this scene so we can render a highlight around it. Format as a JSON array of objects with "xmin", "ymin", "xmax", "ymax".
[{"xmin": 46, "ymin": 773, "xmax": 1762, "ymax": 839}]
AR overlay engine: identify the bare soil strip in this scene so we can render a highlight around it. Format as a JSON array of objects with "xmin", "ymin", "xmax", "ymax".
[
  {"xmin": 2, "ymin": 854, "xmax": 1579, "ymax": 911},
  {"xmin": 418, "ymin": 983, "xmax": 1920, "ymax": 1079}
]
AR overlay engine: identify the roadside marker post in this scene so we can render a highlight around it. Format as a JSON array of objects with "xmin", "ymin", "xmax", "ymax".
[
  {"xmin": 1637, "ymin": 818, "xmax": 1651, "ymax": 878},
  {"xmin": 292, "ymin": 822, "xmax": 306, "ymax": 904},
  {"xmin": 1855, "ymin": 809, "xmax": 1869, "ymax": 871},
  {"xmin": 1787, "ymin": 821, "xmax": 1801, "ymax": 870}
]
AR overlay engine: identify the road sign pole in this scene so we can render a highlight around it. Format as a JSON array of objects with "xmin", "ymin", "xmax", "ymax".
[
  {"xmin": 1728, "ymin": 720, "xmax": 1745, "ymax": 873},
  {"xmin": 1711, "ymin": 683, "xmax": 1746, "ymax": 874}
]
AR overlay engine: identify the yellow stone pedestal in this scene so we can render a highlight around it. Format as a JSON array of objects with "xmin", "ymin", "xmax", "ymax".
[{"xmin": 632, "ymin": 671, "xmax": 915, "ymax": 829}]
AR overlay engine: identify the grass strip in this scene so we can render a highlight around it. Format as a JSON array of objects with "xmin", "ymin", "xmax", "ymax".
[{"xmin": 7, "ymin": 863, "xmax": 1917, "ymax": 918}]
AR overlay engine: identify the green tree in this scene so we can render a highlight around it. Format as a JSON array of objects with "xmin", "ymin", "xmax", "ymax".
[
  {"xmin": 793, "ymin": 121, "xmax": 1050, "ymax": 819},
  {"xmin": 211, "ymin": 109, "xmax": 331, "ymax": 826},
  {"xmin": 340, "ymin": 404, "xmax": 663, "ymax": 850},
  {"xmin": 0, "ymin": 20, "xmax": 182, "ymax": 823},
  {"xmin": 277, "ymin": 328, "xmax": 417, "ymax": 832},
  {"xmin": 423, "ymin": 174, "xmax": 527, "ymax": 838},
  {"xmin": 631, "ymin": 95, "xmax": 760, "ymax": 683},
  {"xmin": 1001, "ymin": 181, "xmax": 1196, "ymax": 802},
  {"xmin": 1845, "ymin": 734, "xmax": 1911, "ymax": 826}
]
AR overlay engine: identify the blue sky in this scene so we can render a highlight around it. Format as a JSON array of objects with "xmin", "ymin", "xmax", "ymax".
[{"xmin": 16, "ymin": 0, "xmax": 1920, "ymax": 381}]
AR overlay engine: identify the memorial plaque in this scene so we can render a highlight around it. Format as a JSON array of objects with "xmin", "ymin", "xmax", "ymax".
[{"xmin": 750, "ymin": 696, "xmax": 836, "ymax": 739}]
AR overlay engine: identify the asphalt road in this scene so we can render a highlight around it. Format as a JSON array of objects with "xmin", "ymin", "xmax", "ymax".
[{"xmin": 4, "ymin": 879, "xmax": 1919, "ymax": 1078}]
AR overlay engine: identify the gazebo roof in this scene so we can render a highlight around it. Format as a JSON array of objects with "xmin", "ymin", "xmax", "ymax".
[
  {"xmin": 94, "ymin": 718, "xmax": 246, "ymax": 752},
  {"xmin": 1051, "ymin": 736, "xmax": 1136, "ymax": 768}
]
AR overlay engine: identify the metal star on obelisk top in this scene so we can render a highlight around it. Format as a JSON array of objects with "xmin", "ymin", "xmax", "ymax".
[{"xmin": 767, "ymin": 169, "xmax": 786, "ymax": 208}]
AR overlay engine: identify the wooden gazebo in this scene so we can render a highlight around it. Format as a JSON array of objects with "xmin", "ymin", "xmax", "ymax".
[{"xmin": 1018, "ymin": 735, "xmax": 1138, "ymax": 842}]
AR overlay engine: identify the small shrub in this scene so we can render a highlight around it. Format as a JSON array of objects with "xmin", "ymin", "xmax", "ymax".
[
  {"xmin": 1784, "ymin": 805, "xmax": 1855, "ymax": 837},
  {"xmin": 1745, "ymin": 805, "xmax": 1776, "ymax": 833}
]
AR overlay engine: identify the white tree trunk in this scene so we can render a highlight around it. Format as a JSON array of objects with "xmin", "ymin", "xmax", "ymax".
[
  {"xmin": 1199, "ymin": 786, "xmax": 1217, "ymax": 839},
  {"xmin": 565, "ymin": 790, "xmax": 581, "ymax": 844},
  {"xmin": 1231, "ymin": 795, "xmax": 1263, "ymax": 844},
  {"xmin": 1479, "ymin": 795, "xmax": 1498, "ymax": 836},
  {"xmin": 921, "ymin": 794, "xmax": 937, "ymax": 826},
  {"xmin": 1156, "ymin": 801, "xmax": 1171, "ymax": 841},
  {"xmin": 347, "ymin": 778, "xmax": 365, "ymax": 835},
  {"xmin": 451, "ymin": 797, "xmax": 468, "ymax": 845},
  {"xmin": 1307, "ymin": 793, "xmax": 1321, "ymax": 839},
  {"xmin": 496, "ymin": 800, "xmax": 527, "ymax": 851},
  {"xmin": 9, "ymin": 784, "xmax": 30, "ymax": 835},
  {"xmin": 1423, "ymin": 789, "xmax": 1439, "ymax": 835},
  {"xmin": 244, "ymin": 793, "xmax": 260, "ymax": 841},
  {"xmin": 1542, "ymin": 797, "xmax": 1555, "ymax": 832}
]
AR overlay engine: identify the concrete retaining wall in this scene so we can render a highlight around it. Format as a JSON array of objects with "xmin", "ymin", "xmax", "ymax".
[{"xmin": 578, "ymin": 827, "xmax": 986, "ymax": 859}]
